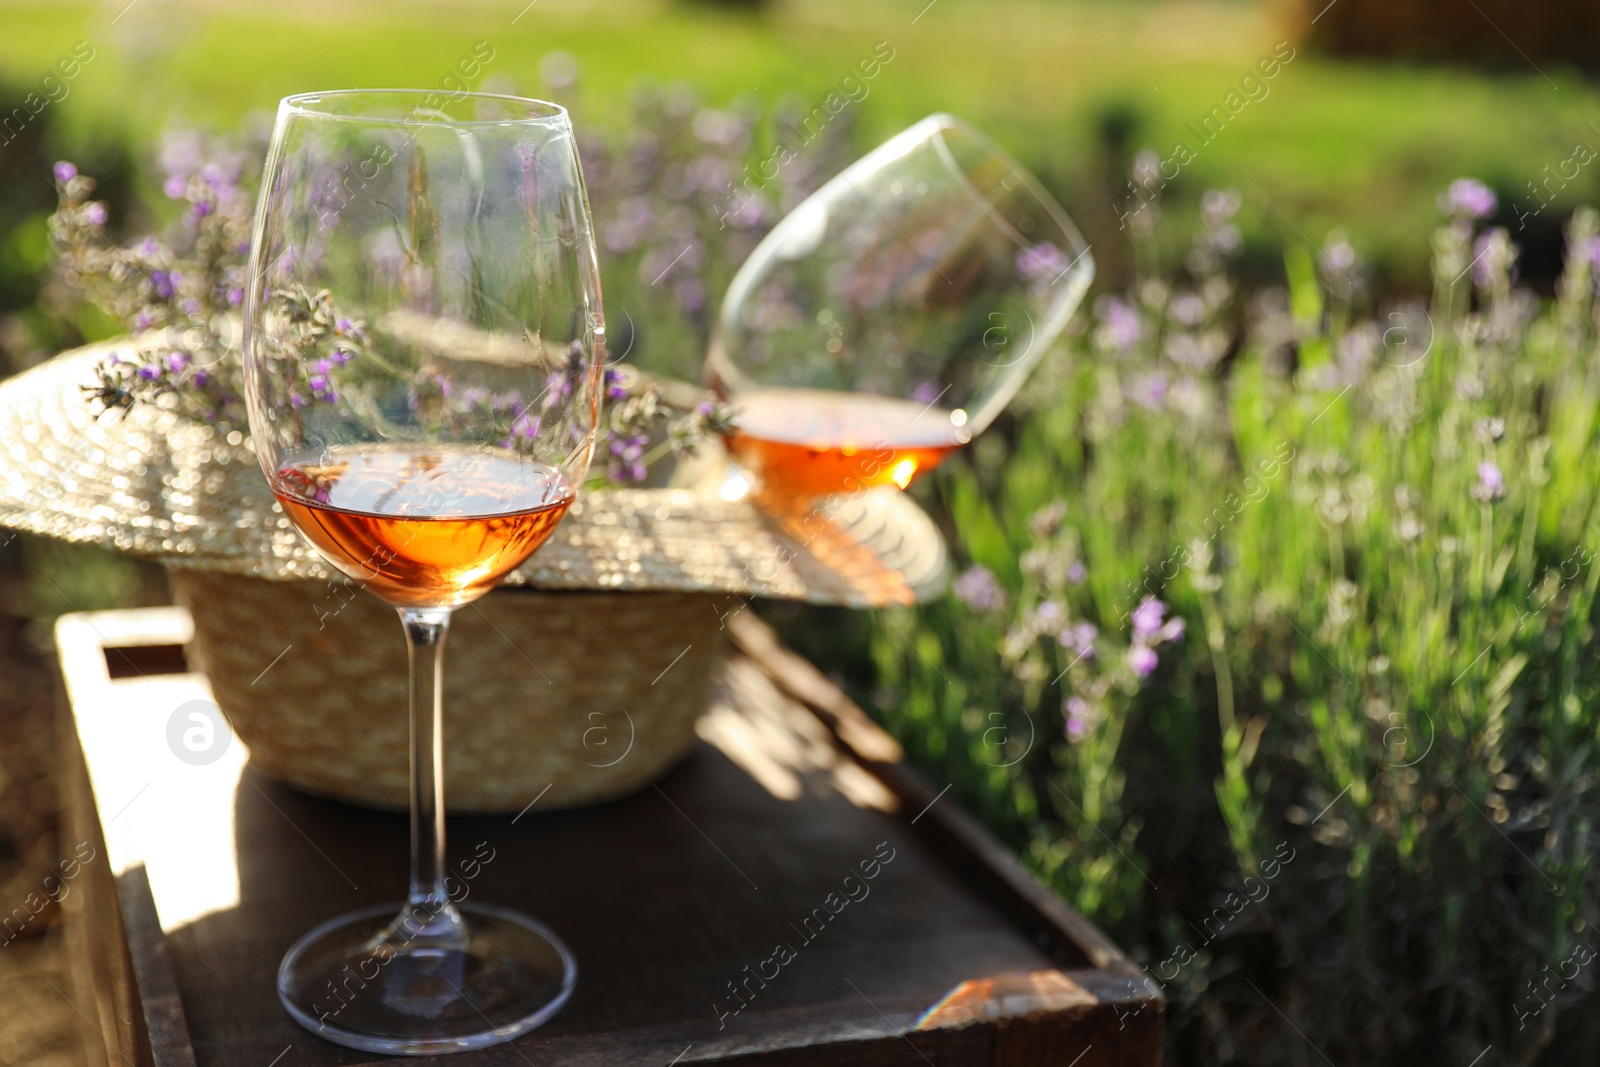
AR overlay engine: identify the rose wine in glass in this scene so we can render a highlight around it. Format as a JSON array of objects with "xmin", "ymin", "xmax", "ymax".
[
  {"xmin": 272, "ymin": 447, "xmax": 573, "ymax": 608},
  {"xmin": 709, "ymin": 113, "xmax": 1093, "ymax": 508},
  {"xmin": 243, "ymin": 90, "xmax": 604, "ymax": 1055},
  {"xmin": 722, "ymin": 389, "xmax": 968, "ymax": 500}
]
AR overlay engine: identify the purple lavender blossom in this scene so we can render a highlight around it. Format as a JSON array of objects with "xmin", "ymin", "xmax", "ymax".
[
  {"xmin": 604, "ymin": 367, "xmax": 628, "ymax": 401},
  {"xmin": 1034, "ymin": 600, "xmax": 1065, "ymax": 629},
  {"xmin": 1067, "ymin": 560, "xmax": 1087, "ymax": 584},
  {"xmin": 53, "ymin": 161, "xmax": 77, "ymax": 183},
  {"xmin": 1440, "ymin": 178, "xmax": 1497, "ymax": 221},
  {"xmin": 84, "ymin": 202, "xmax": 108, "ymax": 226},
  {"xmin": 226, "ymin": 287, "xmax": 244, "ymax": 306},
  {"xmin": 608, "ymin": 432, "xmax": 649, "ymax": 482},
  {"xmin": 1129, "ymin": 371, "xmax": 1168, "ymax": 411},
  {"xmin": 1094, "ymin": 296, "xmax": 1142, "ymax": 351},
  {"xmin": 137, "ymin": 364, "xmax": 161, "ymax": 381},
  {"xmin": 1131, "ymin": 597, "xmax": 1166, "ymax": 640},
  {"xmin": 1058, "ymin": 622, "xmax": 1097, "ymax": 660},
  {"xmin": 165, "ymin": 352, "xmax": 188, "ymax": 373},
  {"xmin": 675, "ymin": 278, "xmax": 706, "ymax": 313},
  {"xmin": 164, "ymin": 176, "xmax": 187, "ymax": 199},
  {"xmin": 1474, "ymin": 461, "xmax": 1506, "ymax": 502},
  {"xmin": 953, "ymin": 565, "xmax": 1005, "ymax": 612},
  {"xmin": 1064, "ymin": 697, "xmax": 1090, "ymax": 740},
  {"xmin": 1128, "ymin": 645, "xmax": 1159, "ymax": 678},
  {"xmin": 1016, "ymin": 242, "xmax": 1067, "ymax": 284}
]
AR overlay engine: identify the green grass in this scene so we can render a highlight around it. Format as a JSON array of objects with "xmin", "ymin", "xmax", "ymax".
[{"xmin": 0, "ymin": 0, "xmax": 1595, "ymax": 287}]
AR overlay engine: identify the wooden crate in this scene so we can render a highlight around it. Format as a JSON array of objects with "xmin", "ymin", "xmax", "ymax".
[{"xmin": 54, "ymin": 605, "xmax": 1161, "ymax": 1066}]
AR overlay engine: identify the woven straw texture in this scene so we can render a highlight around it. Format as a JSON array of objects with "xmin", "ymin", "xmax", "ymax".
[{"xmin": 175, "ymin": 569, "xmax": 726, "ymax": 812}]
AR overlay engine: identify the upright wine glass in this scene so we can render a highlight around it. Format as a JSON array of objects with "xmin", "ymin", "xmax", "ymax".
[
  {"xmin": 243, "ymin": 90, "xmax": 604, "ymax": 1055},
  {"xmin": 708, "ymin": 113, "xmax": 1093, "ymax": 506}
]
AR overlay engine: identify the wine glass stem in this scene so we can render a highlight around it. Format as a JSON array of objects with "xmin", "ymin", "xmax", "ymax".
[{"xmin": 398, "ymin": 606, "xmax": 465, "ymax": 943}]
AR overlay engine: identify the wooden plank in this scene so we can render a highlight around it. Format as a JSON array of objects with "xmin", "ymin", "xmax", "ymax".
[
  {"xmin": 56, "ymin": 606, "xmax": 1160, "ymax": 1066},
  {"xmin": 725, "ymin": 611, "xmax": 1152, "ymax": 983}
]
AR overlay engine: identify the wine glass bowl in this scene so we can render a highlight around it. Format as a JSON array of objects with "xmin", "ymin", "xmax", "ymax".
[
  {"xmin": 707, "ymin": 113, "xmax": 1092, "ymax": 505},
  {"xmin": 243, "ymin": 90, "xmax": 602, "ymax": 1054}
]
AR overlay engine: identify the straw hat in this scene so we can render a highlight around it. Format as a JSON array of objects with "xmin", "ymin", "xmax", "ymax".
[{"xmin": 0, "ymin": 341, "xmax": 948, "ymax": 607}]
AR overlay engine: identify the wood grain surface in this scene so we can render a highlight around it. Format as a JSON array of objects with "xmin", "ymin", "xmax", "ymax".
[{"xmin": 56, "ymin": 606, "xmax": 1161, "ymax": 1066}]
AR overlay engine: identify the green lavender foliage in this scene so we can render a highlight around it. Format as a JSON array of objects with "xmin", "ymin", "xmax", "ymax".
[{"xmin": 863, "ymin": 183, "xmax": 1600, "ymax": 1064}]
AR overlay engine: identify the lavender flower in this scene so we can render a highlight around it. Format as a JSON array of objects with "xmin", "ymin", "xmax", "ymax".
[
  {"xmin": 675, "ymin": 277, "xmax": 706, "ymax": 313},
  {"xmin": 1017, "ymin": 242, "xmax": 1068, "ymax": 284},
  {"xmin": 608, "ymin": 432, "xmax": 650, "ymax": 483},
  {"xmin": 1064, "ymin": 696, "xmax": 1090, "ymax": 740},
  {"xmin": 1440, "ymin": 178, "xmax": 1497, "ymax": 221},
  {"xmin": 953, "ymin": 565, "xmax": 1006, "ymax": 612},
  {"xmin": 1059, "ymin": 622, "xmax": 1097, "ymax": 660},
  {"xmin": 1129, "ymin": 371, "xmax": 1168, "ymax": 411},
  {"xmin": 1094, "ymin": 296, "xmax": 1143, "ymax": 351},
  {"xmin": 1131, "ymin": 597, "xmax": 1166, "ymax": 640},
  {"xmin": 53, "ymin": 161, "xmax": 77, "ymax": 183},
  {"xmin": 1128, "ymin": 645, "xmax": 1159, "ymax": 679},
  {"xmin": 1473, "ymin": 461, "xmax": 1506, "ymax": 502},
  {"xmin": 1125, "ymin": 597, "xmax": 1183, "ymax": 681},
  {"xmin": 1033, "ymin": 600, "xmax": 1065, "ymax": 629}
]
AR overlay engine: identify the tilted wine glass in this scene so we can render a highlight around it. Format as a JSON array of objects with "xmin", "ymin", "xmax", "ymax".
[
  {"xmin": 708, "ymin": 113, "xmax": 1093, "ymax": 506},
  {"xmin": 243, "ymin": 90, "xmax": 604, "ymax": 1055}
]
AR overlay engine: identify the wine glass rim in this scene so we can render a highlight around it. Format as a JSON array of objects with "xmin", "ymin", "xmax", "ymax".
[
  {"xmin": 280, "ymin": 89, "xmax": 571, "ymax": 128},
  {"xmin": 916, "ymin": 112, "xmax": 1088, "ymax": 260}
]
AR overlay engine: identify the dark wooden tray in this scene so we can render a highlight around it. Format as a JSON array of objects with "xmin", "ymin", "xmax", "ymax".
[{"xmin": 54, "ymin": 606, "xmax": 1161, "ymax": 1067}]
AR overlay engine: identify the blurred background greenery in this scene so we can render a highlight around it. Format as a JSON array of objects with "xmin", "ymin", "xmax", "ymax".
[{"xmin": 2, "ymin": 2, "xmax": 1598, "ymax": 1065}]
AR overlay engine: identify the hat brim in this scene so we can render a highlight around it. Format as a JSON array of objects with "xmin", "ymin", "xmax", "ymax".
[{"xmin": 0, "ymin": 344, "xmax": 948, "ymax": 607}]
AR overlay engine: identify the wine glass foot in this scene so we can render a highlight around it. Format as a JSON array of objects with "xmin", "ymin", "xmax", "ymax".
[{"xmin": 277, "ymin": 901, "xmax": 576, "ymax": 1055}]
